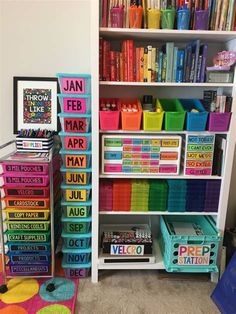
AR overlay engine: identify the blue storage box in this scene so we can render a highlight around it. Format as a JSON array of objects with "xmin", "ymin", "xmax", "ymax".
[
  {"xmin": 61, "ymin": 216, "xmax": 92, "ymax": 234},
  {"xmin": 62, "ymin": 246, "xmax": 91, "ymax": 264},
  {"xmin": 62, "ymin": 259, "xmax": 91, "ymax": 278},
  {"xmin": 159, "ymin": 215, "xmax": 221, "ymax": 272},
  {"xmin": 62, "ymin": 231, "xmax": 91, "ymax": 249},
  {"xmin": 180, "ymin": 99, "xmax": 208, "ymax": 131},
  {"xmin": 57, "ymin": 73, "xmax": 91, "ymax": 95},
  {"xmin": 57, "ymin": 93, "xmax": 91, "ymax": 114}
]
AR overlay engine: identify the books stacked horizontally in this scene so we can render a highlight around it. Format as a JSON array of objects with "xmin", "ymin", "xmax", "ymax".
[
  {"xmin": 100, "ymin": 38, "xmax": 208, "ymax": 83},
  {"xmin": 101, "ymin": 224, "xmax": 153, "ymax": 256}
]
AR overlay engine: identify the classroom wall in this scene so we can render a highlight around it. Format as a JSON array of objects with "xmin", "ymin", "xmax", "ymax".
[
  {"xmin": 0, "ymin": 0, "xmax": 236, "ymax": 227},
  {"xmin": 0, "ymin": 0, "xmax": 91, "ymax": 144}
]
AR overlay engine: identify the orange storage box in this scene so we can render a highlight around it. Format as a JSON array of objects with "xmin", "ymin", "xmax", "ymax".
[{"xmin": 120, "ymin": 99, "xmax": 142, "ymax": 130}]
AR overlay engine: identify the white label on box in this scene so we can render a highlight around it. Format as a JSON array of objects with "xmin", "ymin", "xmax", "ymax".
[
  {"xmin": 22, "ymin": 141, "xmax": 43, "ymax": 149},
  {"xmin": 178, "ymin": 245, "xmax": 211, "ymax": 265},
  {"xmin": 110, "ymin": 244, "xmax": 144, "ymax": 255}
]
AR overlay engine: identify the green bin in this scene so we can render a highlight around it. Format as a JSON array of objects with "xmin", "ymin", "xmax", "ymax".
[{"xmin": 160, "ymin": 99, "xmax": 186, "ymax": 131}]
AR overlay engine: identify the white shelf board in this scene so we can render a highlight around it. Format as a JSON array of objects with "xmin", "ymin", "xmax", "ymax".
[
  {"xmin": 99, "ymin": 130, "xmax": 229, "ymax": 135},
  {"xmin": 99, "ymin": 173, "xmax": 222, "ymax": 180},
  {"xmin": 100, "ymin": 28, "xmax": 236, "ymax": 42},
  {"xmin": 100, "ymin": 81, "xmax": 234, "ymax": 87},
  {"xmin": 98, "ymin": 240, "xmax": 164, "ymax": 270},
  {"xmin": 99, "ymin": 211, "xmax": 218, "ymax": 216}
]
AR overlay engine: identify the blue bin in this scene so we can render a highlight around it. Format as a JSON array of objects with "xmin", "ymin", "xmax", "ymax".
[{"xmin": 180, "ymin": 99, "xmax": 208, "ymax": 131}]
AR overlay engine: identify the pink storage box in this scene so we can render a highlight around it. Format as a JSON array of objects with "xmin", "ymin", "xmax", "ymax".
[
  {"xmin": 58, "ymin": 94, "xmax": 91, "ymax": 114},
  {"xmin": 0, "ymin": 174, "xmax": 49, "ymax": 187},
  {"xmin": 59, "ymin": 114, "xmax": 91, "ymax": 133},
  {"xmin": 99, "ymin": 180, "xmax": 113, "ymax": 211},
  {"xmin": 208, "ymin": 112, "xmax": 232, "ymax": 131},
  {"xmin": 59, "ymin": 132, "xmax": 91, "ymax": 151},
  {"xmin": 1, "ymin": 162, "xmax": 48, "ymax": 175},
  {"xmin": 2, "ymin": 186, "xmax": 49, "ymax": 198},
  {"xmin": 57, "ymin": 74, "xmax": 91, "ymax": 94}
]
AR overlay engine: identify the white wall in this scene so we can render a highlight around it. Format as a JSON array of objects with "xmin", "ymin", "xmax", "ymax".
[{"xmin": 0, "ymin": 0, "xmax": 91, "ymax": 144}]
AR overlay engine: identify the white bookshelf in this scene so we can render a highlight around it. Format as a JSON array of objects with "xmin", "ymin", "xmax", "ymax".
[{"xmin": 91, "ymin": 9, "xmax": 236, "ymax": 282}]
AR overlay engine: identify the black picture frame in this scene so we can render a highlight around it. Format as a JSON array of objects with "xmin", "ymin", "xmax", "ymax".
[{"xmin": 13, "ymin": 76, "xmax": 60, "ymax": 134}]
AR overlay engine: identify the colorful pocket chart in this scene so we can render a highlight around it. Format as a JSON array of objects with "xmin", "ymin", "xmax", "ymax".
[
  {"xmin": 102, "ymin": 135, "xmax": 182, "ymax": 175},
  {"xmin": 184, "ymin": 134, "xmax": 215, "ymax": 176}
]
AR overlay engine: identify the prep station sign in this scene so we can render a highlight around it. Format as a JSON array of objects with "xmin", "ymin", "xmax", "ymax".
[{"xmin": 178, "ymin": 245, "xmax": 211, "ymax": 265}]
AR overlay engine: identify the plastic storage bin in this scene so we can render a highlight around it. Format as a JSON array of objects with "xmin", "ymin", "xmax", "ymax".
[
  {"xmin": 113, "ymin": 179, "xmax": 131, "ymax": 211},
  {"xmin": 3, "ymin": 209, "xmax": 50, "ymax": 221},
  {"xmin": 0, "ymin": 174, "xmax": 49, "ymax": 187},
  {"xmin": 120, "ymin": 99, "xmax": 142, "ymax": 130},
  {"xmin": 60, "ymin": 150, "xmax": 91, "ymax": 169},
  {"xmin": 143, "ymin": 100, "xmax": 164, "ymax": 131},
  {"xmin": 2, "ymin": 186, "xmax": 50, "ymax": 198},
  {"xmin": 8, "ymin": 262, "xmax": 50, "ymax": 276},
  {"xmin": 57, "ymin": 73, "xmax": 91, "ymax": 94},
  {"xmin": 7, "ymin": 242, "xmax": 51, "ymax": 253},
  {"xmin": 208, "ymin": 112, "xmax": 232, "ymax": 131},
  {"xmin": 159, "ymin": 99, "xmax": 186, "ymax": 131},
  {"xmin": 131, "ymin": 180, "xmax": 149, "ymax": 211},
  {"xmin": 204, "ymin": 180, "xmax": 221, "ymax": 212},
  {"xmin": 59, "ymin": 132, "xmax": 91, "ymax": 151},
  {"xmin": 5, "ymin": 231, "xmax": 51, "ymax": 242},
  {"xmin": 160, "ymin": 215, "xmax": 221, "ymax": 272},
  {"xmin": 59, "ymin": 113, "xmax": 91, "ymax": 133},
  {"xmin": 100, "ymin": 98, "xmax": 120, "ymax": 130},
  {"xmin": 62, "ymin": 216, "xmax": 91, "ymax": 234},
  {"xmin": 100, "ymin": 180, "xmax": 113, "ymax": 211},
  {"xmin": 61, "ymin": 201, "xmax": 91, "ymax": 218},
  {"xmin": 8, "ymin": 251, "xmax": 51, "ymax": 264},
  {"xmin": 149, "ymin": 180, "xmax": 168, "ymax": 211},
  {"xmin": 62, "ymin": 231, "xmax": 91, "ymax": 249},
  {"xmin": 61, "ymin": 184, "xmax": 91, "ymax": 202},
  {"xmin": 61, "ymin": 167, "xmax": 91, "ymax": 185},
  {"xmin": 180, "ymin": 99, "xmax": 208, "ymax": 131},
  {"xmin": 2, "ymin": 197, "xmax": 49, "ymax": 209},
  {"xmin": 62, "ymin": 259, "xmax": 91, "ymax": 278},
  {"xmin": 58, "ymin": 93, "xmax": 91, "ymax": 114},
  {"xmin": 62, "ymin": 247, "xmax": 91, "ymax": 264},
  {"xmin": 4, "ymin": 220, "xmax": 50, "ymax": 232},
  {"xmin": 0, "ymin": 162, "xmax": 49, "ymax": 175}
]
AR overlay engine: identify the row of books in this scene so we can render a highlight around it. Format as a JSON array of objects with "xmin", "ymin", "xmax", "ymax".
[
  {"xmin": 100, "ymin": 0, "xmax": 236, "ymax": 31},
  {"xmin": 99, "ymin": 38, "xmax": 207, "ymax": 83},
  {"xmin": 203, "ymin": 90, "xmax": 233, "ymax": 113}
]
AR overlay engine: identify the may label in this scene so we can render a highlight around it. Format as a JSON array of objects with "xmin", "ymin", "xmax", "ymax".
[{"xmin": 178, "ymin": 245, "xmax": 211, "ymax": 265}]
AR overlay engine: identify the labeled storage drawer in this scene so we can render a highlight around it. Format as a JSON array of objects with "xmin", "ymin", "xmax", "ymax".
[
  {"xmin": 180, "ymin": 99, "xmax": 208, "ymax": 131},
  {"xmin": 61, "ymin": 167, "xmax": 91, "ymax": 185},
  {"xmin": 62, "ymin": 260, "xmax": 91, "ymax": 278},
  {"xmin": 159, "ymin": 215, "xmax": 221, "ymax": 273},
  {"xmin": 62, "ymin": 216, "xmax": 91, "ymax": 234},
  {"xmin": 16, "ymin": 136, "xmax": 53, "ymax": 152},
  {"xmin": 62, "ymin": 231, "xmax": 91, "ymax": 249},
  {"xmin": 62, "ymin": 246, "xmax": 91, "ymax": 264},
  {"xmin": 143, "ymin": 100, "xmax": 164, "ymax": 131},
  {"xmin": 8, "ymin": 262, "xmax": 50, "ymax": 276},
  {"xmin": 59, "ymin": 132, "xmax": 91, "ymax": 151},
  {"xmin": 208, "ymin": 112, "xmax": 232, "ymax": 131},
  {"xmin": 5, "ymin": 231, "xmax": 50, "ymax": 242},
  {"xmin": 61, "ymin": 184, "xmax": 91, "ymax": 202},
  {"xmin": 58, "ymin": 93, "xmax": 91, "ymax": 114},
  {"xmin": 58, "ymin": 113, "xmax": 91, "ymax": 133},
  {"xmin": 8, "ymin": 251, "xmax": 51, "ymax": 264},
  {"xmin": 3, "ymin": 209, "xmax": 50, "ymax": 221},
  {"xmin": 3, "ymin": 186, "xmax": 50, "ymax": 198},
  {"xmin": 0, "ymin": 174, "xmax": 49, "ymax": 187},
  {"xmin": 0, "ymin": 162, "xmax": 49, "ymax": 174},
  {"xmin": 60, "ymin": 150, "xmax": 91, "ymax": 169},
  {"xmin": 57, "ymin": 73, "xmax": 91, "ymax": 94},
  {"xmin": 7, "ymin": 242, "xmax": 51, "ymax": 253},
  {"xmin": 2, "ymin": 197, "xmax": 50, "ymax": 209},
  {"xmin": 61, "ymin": 201, "xmax": 91, "ymax": 218},
  {"xmin": 159, "ymin": 99, "xmax": 186, "ymax": 131},
  {"xmin": 4, "ymin": 220, "xmax": 50, "ymax": 232}
]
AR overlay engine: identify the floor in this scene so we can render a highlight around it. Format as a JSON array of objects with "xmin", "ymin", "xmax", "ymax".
[{"xmin": 76, "ymin": 270, "xmax": 220, "ymax": 314}]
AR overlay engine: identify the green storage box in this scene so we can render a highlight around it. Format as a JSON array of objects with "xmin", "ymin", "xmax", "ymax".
[{"xmin": 159, "ymin": 99, "xmax": 186, "ymax": 131}]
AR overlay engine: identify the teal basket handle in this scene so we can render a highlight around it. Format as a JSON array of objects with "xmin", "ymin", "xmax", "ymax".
[{"xmin": 187, "ymin": 240, "xmax": 204, "ymax": 245}]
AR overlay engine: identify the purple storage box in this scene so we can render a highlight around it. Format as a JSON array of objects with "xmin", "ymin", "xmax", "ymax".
[
  {"xmin": 194, "ymin": 9, "xmax": 208, "ymax": 30},
  {"xmin": 204, "ymin": 180, "xmax": 221, "ymax": 212},
  {"xmin": 208, "ymin": 112, "xmax": 231, "ymax": 131},
  {"xmin": 99, "ymin": 180, "xmax": 113, "ymax": 211}
]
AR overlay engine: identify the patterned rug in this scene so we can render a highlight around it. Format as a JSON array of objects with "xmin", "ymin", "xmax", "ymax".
[{"xmin": 0, "ymin": 256, "xmax": 78, "ymax": 314}]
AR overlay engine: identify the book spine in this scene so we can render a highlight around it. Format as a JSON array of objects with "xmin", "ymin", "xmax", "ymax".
[
  {"xmin": 200, "ymin": 44, "xmax": 208, "ymax": 82},
  {"xmin": 102, "ymin": 0, "xmax": 108, "ymax": 27},
  {"xmin": 219, "ymin": 0, "xmax": 229, "ymax": 30},
  {"xmin": 189, "ymin": 53, "xmax": 196, "ymax": 83},
  {"xmin": 110, "ymin": 50, "xmax": 116, "ymax": 82},
  {"xmin": 144, "ymin": 47, "xmax": 148, "ymax": 82},
  {"xmin": 102, "ymin": 40, "xmax": 111, "ymax": 81},
  {"xmin": 155, "ymin": 48, "xmax": 159, "ymax": 82},
  {"xmin": 158, "ymin": 51, "xmax": 163, "ymax": 82},
  {"xmin": 147, "ymin": 45, "xmax": 152, "ymax": 83},
  {"xmin": 162, "ymin": 54, "xmax": 167, "ymax": 82},
  {"xmin": 99, "ymin": 37, "xmax": 103, "ymax": 81},
  {"xmin": 225, "ymin": 96, "xmax": 232, "ymax": 112},
  {"xmin": 193, "ymin": 40, "xmax": 200, "ymax": 83},
  {"xmin": 140, "ymin": 47, "xmax": 145, "ymax": 82},
  {"xmin": 215, "ymin": 0, "xmax": 223, "ymax": 30},
  {"xmin": 196, "ymin": 54, "xmax": 203, "ymax": 83},
  {"xmin": 151, "ymin": 47, "xmax": 156, "ymax": 82},
  {"xmin": 128, "ymin": 40, "xmax": 134, "ymax": 82},
  {"xmin": 116, "ymin": 52, "xmax": 120, "ymax": 82},
  {"xmin": 226, "ymin": 0, "xmax": 234, "ymax": 30},
  {"xmin": 172, "ymin": 47, "xmax": 178, "ymax": 83},
  {"xmin": 120, "ymin": 52, "xmax": 124, "ymax": 81},
  {"xmin": 136, "ymin": 48, "xmax": 140, "ymax": 82}
]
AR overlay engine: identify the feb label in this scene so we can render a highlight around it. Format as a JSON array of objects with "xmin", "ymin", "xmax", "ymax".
[{"xmin": 178, "ymin": 245, "xmax": 211, "ymax": 265}]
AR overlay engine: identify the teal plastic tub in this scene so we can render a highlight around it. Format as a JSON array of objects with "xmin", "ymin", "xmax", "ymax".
[{"xmin": 159, "ymin": 215, "xmax": 221, "ymax": 272}]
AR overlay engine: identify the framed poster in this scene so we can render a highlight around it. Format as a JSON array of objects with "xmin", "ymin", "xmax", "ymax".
[{"xmin": 13, "ymin": 77, "xmax": 59, "ymax": 133}]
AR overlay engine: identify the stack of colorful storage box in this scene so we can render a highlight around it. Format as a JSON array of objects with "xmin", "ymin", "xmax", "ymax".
[
  {"xmin": 57, "ymin": 73, "xmax": 91, "ymax": 278},
  {"xmin": 186, "ymin": 180, "xmax": 206, "ymax": 212},
  {"xmin": 0, "ymin": 152, "xmax": 61, "ymax": 277},
  {"xmin": 149, "ymin": 180, "xmax": 168, "ymax": 211},
  {"xmin": 167, "ymin": 180, "xmax": 187, "ymax": 212},
  {"xmin": 113, "ymin": 179, "xmax": 131, "ymax": 211},
  {"xmin": 99, "ymin": 180, "xmax": 113, "ymax": 211},
  {"xmin": 204, "ymin": 180, "xmax": 221, "ymax": 212},
  {"xmin": 131, "ymin": 180, "xmax": 149, "ymax": 211}
]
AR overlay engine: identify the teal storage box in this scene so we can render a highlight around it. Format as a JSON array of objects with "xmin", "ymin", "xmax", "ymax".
[
  {"xmin": 180, "ymin": 99, "xmax": 208, "ymax": 131},
  {"xmin": 62, "ymin": 246, "xmax": 91, "ymax": 264},
  {"xmin": 159, "ymin": 215, "xmax": 221, "ymax": 272}
]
